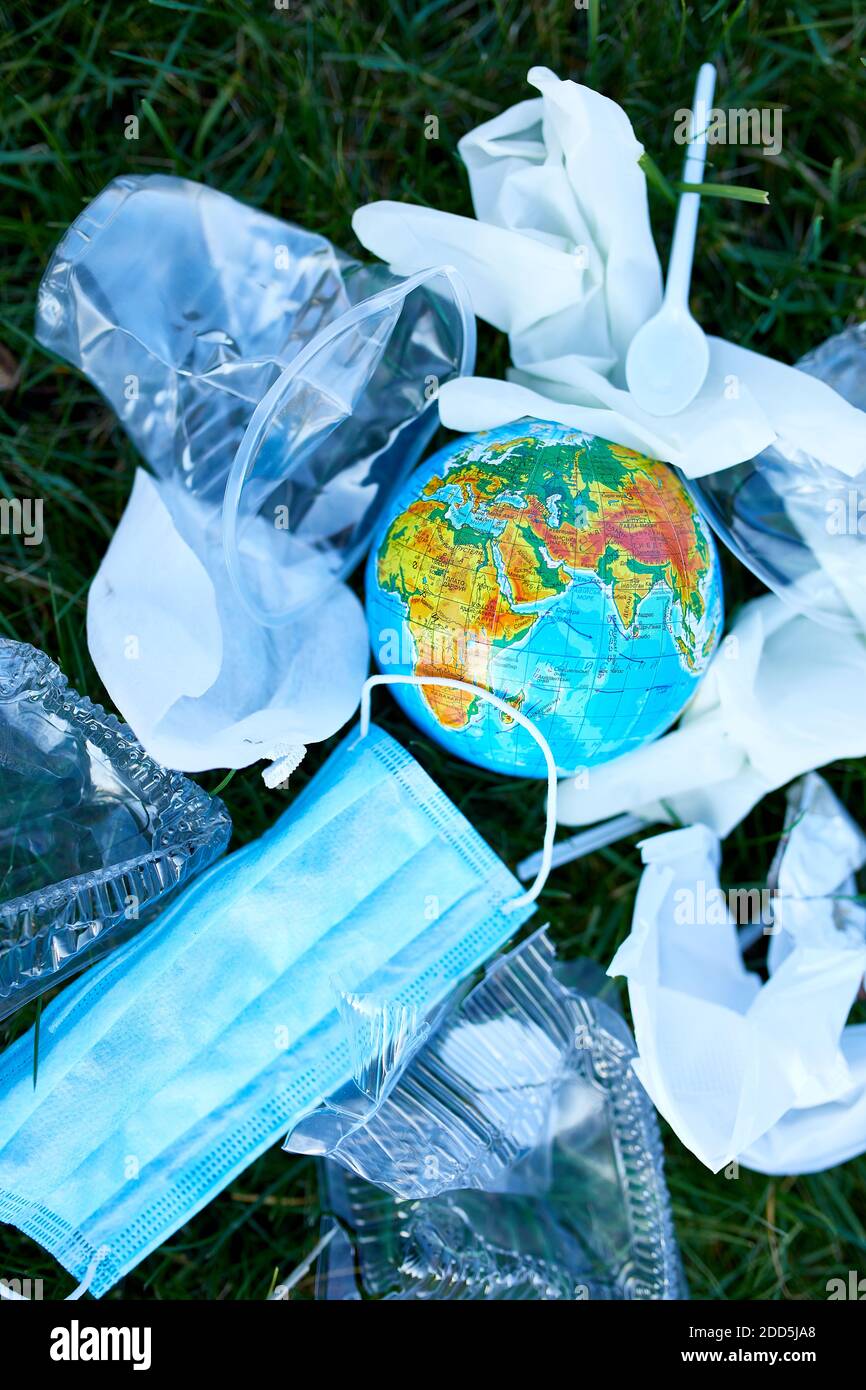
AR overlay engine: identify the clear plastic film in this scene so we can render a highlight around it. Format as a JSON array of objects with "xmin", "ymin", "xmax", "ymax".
[
  {"xmin": 35, "ymin": 176, "xmax": 474, "ymax": 769},
  {"xmin": 36, "ymin": 175, "xmax": 475, "ymax": 623},
  {"xmin": 286, "ymin": 930, "xmax": 685, "ymax": 1301},
  {"xmin": 769, "ymin": 770, "xmax": 866, "ymax": 903},
  {"xmin": 0, "ymin": 640, "xmax": 231, "ymax": 1019},
  {"xmin": 687, "ymin": 324, "xmax": 866, "ymax": 631},
  {"xmin": 222, "ymin": 266, "xmax": 475, "ymax": 624},
  {"xmin": 37, "ymin": 175, "xmax": 384, "ymax": 501}
]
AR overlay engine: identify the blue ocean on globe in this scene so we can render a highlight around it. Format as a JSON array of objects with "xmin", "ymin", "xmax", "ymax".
[{"xmin": 365, "ymin": 419, "xmax": 723, "ymax": 778}]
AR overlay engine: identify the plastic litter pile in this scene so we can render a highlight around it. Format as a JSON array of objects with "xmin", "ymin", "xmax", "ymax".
[
  {"xmin": 0, "ymin": 716, "xmax": 538, "ymax": 1298},
  {"xmin": 3, "ymin": 63, "xmax": 866, "ymax": 1304}
]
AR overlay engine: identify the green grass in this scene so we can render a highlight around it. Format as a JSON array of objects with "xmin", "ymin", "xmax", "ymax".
[{"xmin": 1, "ymin": 0, "xmax": 865, "ymax": 1300}]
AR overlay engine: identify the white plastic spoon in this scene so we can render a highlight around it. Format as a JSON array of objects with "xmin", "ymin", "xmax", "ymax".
[{"xmin": 625, "ymin": 62, "xmax": 717, "ymax": 416}]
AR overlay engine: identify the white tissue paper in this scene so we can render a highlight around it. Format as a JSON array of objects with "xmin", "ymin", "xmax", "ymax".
[
  {"xmin": 556, "ymin": 592, "xmax": 866, "ymax": 838},
  {"xmin": 88, "ymin": 470, "xmax": 369, "ymax": 772},
  {"xmin": 352, "ymin": 66, "xmax": 866, "ymax": 479},
  {"xmin": 609, "ymin": 774, "xmax": 866, "ymax": 1174}
]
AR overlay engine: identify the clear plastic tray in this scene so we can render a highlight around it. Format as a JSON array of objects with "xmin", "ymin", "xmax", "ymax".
[
  {"xmin": 298, "ymin": 932, "xmax": 685, "ymax": 1301},
  {"xmin": 0, "ymin": 640, "xmax": 231, "ymax": 1018}
]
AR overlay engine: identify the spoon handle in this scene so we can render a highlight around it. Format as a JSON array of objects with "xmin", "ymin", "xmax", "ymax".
[{"xmin": 666, "ymin": 61, "xmax": 717, "ymax": 309}]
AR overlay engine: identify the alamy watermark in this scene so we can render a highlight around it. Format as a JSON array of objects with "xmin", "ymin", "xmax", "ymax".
[
  {"xmin": 674, "ymin": 103, "xmax": 783, "ymax": 158},
  {"xmin": 1, "ymin": 1274, "xmax": 43, "ymax": 1299},
  {"xmin": 50, "ymin": 1321, "xmax": 151, "ymax": 1371},
  {"xmin": 827, "ymin": 1271, "xmax": 866, "ymax": 1300},
  {"xmin": 0, "ymin": 496, "xmax": 43, "ymax": 546},
  {"xmin": 826, "ymin": 490, "xmax": 866, "ymax": 536},
  {"xmin": 377, "ymin": 625, "xmax": 489, "ymax": 681},
  {"xmin": 673, "ymin": 881, "xmax": 779, "ymax": 931}
]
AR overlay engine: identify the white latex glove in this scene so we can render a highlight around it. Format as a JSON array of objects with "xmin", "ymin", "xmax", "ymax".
[
  {"xmin": 87, "ymin": 469, "xmax": 369, "ymax": 773},
  {"xmin": 609, "ymin": 787, "xmax": 866, "ymax": 1174},
  {"xmin": 352, "ymin": 67, "xmax": 866, "ymax": 480}
]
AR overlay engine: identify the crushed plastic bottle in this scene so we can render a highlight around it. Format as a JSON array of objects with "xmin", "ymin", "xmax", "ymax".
[
  {"xmin": 287, "ymin": 930, "xmax": 686, "ymax": 1301},
  {"xmin": 0, "ymin": 639, "xmax": 231, "ymax": 1019}
]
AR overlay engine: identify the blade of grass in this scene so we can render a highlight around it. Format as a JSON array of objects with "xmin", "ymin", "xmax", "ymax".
[{"xmin": 677, "ymin": 179, "xmax": 770, "ymax": 204}]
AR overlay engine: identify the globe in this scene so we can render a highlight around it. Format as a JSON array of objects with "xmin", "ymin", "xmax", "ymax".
[{"xmin": 365, "ymin": 419, "xmax": 723, "ymax": 778}]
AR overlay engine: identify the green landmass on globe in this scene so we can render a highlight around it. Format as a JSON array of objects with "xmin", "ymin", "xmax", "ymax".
[{"xmin": 365, "ymin": 419, "xmax": 723, "ymax": 777}]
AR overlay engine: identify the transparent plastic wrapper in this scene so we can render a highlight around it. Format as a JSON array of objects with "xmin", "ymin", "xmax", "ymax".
[
  {"xmin": 221, "ymin": 264, "xmax": 475, "ymax": 625},
  {"xmin": 0, "ymin": 712, "xmax": 538, "ymax": 1298},
  {"xmin": 0, "ymin": 639, "xmax": 231, "ymax": 1020},
  {"xmin": 35, "ymin": 176, "xmax": 475, "ymax": 769},
  {"xmin": 687, "ymin": 324, "xmax": 866, "ymax": 631},
  {"xmin": 287, "ymin": 931, "xmax": 685, "ymax": 1301},
  {"xmin": 609, "ymin": 775, "xmax": 866, "ymax": 1175},
  {"xmin": 36, "ymin": 175, "xmax": 474, "ymax": 524}
]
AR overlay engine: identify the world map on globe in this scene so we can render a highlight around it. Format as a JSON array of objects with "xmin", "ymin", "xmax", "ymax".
[{"xmin": 365, "ymin": 419, "xmax": 723, "ymax": 778}]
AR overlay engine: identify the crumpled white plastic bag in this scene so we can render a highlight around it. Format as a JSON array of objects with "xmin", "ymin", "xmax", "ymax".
[
  {"xmin": 556, "ymin": 592, "xmax": 866, "ymax": 838},
  {"xmin": 353, "ymin": 66, "xmax": 866, "ymax": 479},
  {"xmin": 609, "ymin": 775, "xmax": 866, "ymax": 1174},
  {"xmin": 88, "ymin": 470, "xmax": 369, "ymax": 772}
]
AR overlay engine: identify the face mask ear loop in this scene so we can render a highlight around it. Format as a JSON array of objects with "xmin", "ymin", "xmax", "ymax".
[
  {"xmin": 0, "ymin": 1245, "xmax": 108, "ymax": 1300},
  {"xmin": 359, "ymin": 674, "xmax": 557, "ymax": 911}
]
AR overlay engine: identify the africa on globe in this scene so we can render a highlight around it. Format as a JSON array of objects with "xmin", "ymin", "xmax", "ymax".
[{"xmin": 365, "ymin": 419, "xmax": 723, "ymax": 778}]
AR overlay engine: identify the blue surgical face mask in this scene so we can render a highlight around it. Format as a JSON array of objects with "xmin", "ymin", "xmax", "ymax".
[{"xmin": 0, "ymin": 679, "xmax": 555, "ymax": 1298}]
